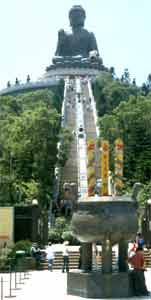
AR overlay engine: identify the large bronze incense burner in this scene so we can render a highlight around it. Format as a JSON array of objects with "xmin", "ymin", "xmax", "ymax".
[
  {"xmin": 67, "ymin": 196, "xmax": 138, "ymax": 298},
  {"xmin": 67, "ymin": 139, "xmax": 139, "ymax": 298}
]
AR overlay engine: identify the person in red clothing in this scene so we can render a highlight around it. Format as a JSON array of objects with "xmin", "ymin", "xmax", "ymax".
[
  {"xmin": 128, "ymin": 241, "xmax": 137, "ymax": 258},
  {"xmin": 128, "ymin": 246, "xmax": 149, "ymax": 296}
]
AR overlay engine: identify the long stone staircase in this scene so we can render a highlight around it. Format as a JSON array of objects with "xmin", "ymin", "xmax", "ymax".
[
  {"xmin": 40, "ymin": 249, "xmax": 116, "ymax": 270},
  {"xmin": 60, "ymin": 140, "xmax": 78, "ymax": 184},
  {"xmin": 40, "ymin": 248, "xmax": 151, "ymax": 270},
  {"xmin": 60, "ymin": 87, "xmax": 78, "ymax": 187},
  {"xmin": 60, "ymin": 79, "xmax": 101, "ymax": 190},
  {"xmin": 82, "ymin": 82, "xmax": 100, "ymax": 180}
]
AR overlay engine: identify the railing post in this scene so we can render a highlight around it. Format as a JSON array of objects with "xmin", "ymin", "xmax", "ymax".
[
  {"xmin": 1, "ymin": 277, "xmax": 3, "ymax": 300},
  {"xmin": 5, "ymin": 264, "xmax": 16, "ymax": 298},
  {"xmin": 12, "ymin": 265, "xmax": 21, "ymax": 291}
]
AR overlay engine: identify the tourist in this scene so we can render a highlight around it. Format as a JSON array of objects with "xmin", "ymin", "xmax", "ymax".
[
  {"xmin": 62, "ymin": 241, "xmax": 69, "ymax": 272},
  {"xmin": 128, "ymin": 246, "xmax": 149, "ymax": 296},
  {"xmin": 128, "ymin": 240, "xmax": 137, "ymax": 258},
  {"xmin": 78, "ymin": 245, "xmax": 82, "ymax": 269},
  {"xmin": 45, "ymin": 242, "xmax": 55, "ymax": 271},
  {"xmin": 136, "ymin": 232, "xmax": 145, "ymax": 248},
  {"xmin": 31, "ymin": 243, "xmax": 41, "ymax": 270}
]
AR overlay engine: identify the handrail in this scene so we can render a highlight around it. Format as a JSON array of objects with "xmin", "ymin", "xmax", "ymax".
[
  {"xmin": 50, "ymin": 77, "xmax": 69, "ymax": 226},
  {"xmin": 87, "ymin": 79, "xmax": 100, "ymax": 138},
  {"xmin": 75, "ymin": 78, "xmax": 88, "ymax": 198}
]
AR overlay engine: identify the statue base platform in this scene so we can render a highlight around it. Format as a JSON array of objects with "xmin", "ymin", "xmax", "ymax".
[
  {"xmin": 43, "ymin": 67, "xmax": 101, "ymax": 80},
  {"xmin": 67, "ymin": 271, "xmax": 133, "ymax": 298}
]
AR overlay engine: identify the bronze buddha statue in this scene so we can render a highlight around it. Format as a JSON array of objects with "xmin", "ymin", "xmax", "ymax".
[{"xmin": 55, "ymin": 5, "xmax": 99, "ymax": 58}]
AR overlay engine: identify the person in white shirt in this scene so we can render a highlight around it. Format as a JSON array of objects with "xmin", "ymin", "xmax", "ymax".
[
  {"xmin": 45, "ymin": 242, "xmax": 55, "ymax": 271},
  {"xmin": 62, "ymin": 242, "xmax": 69, "ymax": 272}
]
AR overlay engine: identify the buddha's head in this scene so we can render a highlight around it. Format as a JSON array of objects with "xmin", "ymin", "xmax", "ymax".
[{"xmin": 69, "ymin": 5, "xmax": 86, "ymax": 29}]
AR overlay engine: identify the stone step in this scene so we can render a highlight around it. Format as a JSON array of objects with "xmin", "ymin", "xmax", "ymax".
[
  {"xmin": 40, "ymin": 250, "xmax": 151, "ymax": 270},
  {"xmin": 40, "ymin": 251, "xmax": 117, "ymax": 270}
]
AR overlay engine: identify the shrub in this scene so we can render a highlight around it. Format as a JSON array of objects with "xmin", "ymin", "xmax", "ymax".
[
  {"xmin": 0, "ymin": 247, "xmax": 12, "ymax": 271},
  {"xmin": 9, "ymin": 240, "xmax": 32, "ymax": 259},
  {"xmin": 48, "ymin": 216, "xmax": 70, "ymax": 243},
  {"xmin": 55, "ymin": 216, "xmax": 67, "ymax": 231},
  {"xmin": 48, "ymin": 229, "xmax": 62, "ymax": 243},
  {"xmin": 48, "ymin": 216, "xmax": 79, "ymax": 245},
  {"xmin": 61, "ymin": 230, "xmax": 73, "ymax": 244}
]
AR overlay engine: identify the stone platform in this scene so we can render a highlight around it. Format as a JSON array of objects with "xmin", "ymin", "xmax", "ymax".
[
  {"xmin": 67, "ymin": 271, "xmax": 133, "ymax": 298},
  {"xmin": 43, "ymin": 67, "xmax": 100, "ymax": 79}
]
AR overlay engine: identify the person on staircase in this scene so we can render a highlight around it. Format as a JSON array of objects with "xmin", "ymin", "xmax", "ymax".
[
  {"xmin": 62, "ymin": 241, "xmax": 69, "ymax": 272},
  {"xmin": 45, "ymin": 242, "xmax": 55, "ymax": 271},
  {"xmin": 31, "ymin": 243, "xmax": 41, "ymax": 270},
  {"xmin": 78, "ymin": 245, "xmax": 82, "ymax": 269}
]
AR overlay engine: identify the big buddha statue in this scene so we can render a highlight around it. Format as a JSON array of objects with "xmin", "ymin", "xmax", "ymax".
[{"xmin": 55, "ymin": 5, "xmax": 99, "ymax": 58}]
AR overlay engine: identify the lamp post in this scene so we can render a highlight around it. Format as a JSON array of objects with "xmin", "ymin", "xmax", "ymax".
[{"xmin": 32, "ymin": 199, "xmax": 38, "ymax": 206}]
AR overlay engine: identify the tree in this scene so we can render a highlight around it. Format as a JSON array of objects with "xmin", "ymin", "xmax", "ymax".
[
  {"xmin": 141, "ymin": 83, "xmax": 149, "ymax": 96},
  {"xmin": 57, "ymin": 128, "xmax": 73, "ymax": 167},
  {"xmin": 109, "ymin": 67, "xmax": 116, "ymax": 79},
  {"xmin": 93, "ymin": 71, "xmax": 138, "ymax": 117},
  {"xmin": 99, "ymin": 95, "xmax": 151, "ymax": 186},
  {"xmin": 141, "ymin": 74, "xmax": 151, "ymax": 96},
  {"xmin": 121, "ymin": 68, "xmax": 130, "ymax": 84},
  {"xmin": 0, "ymin": 88, "xmax": 65, "ymax": 207},
  {"xmin": 139, "ymin": 181, "xmax": 151, "ymax": 207},
  {"xmin": 147, "ymin": 74, "xmax": 151, "ymax": 90}
]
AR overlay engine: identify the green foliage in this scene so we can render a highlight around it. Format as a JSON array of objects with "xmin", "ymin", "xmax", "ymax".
[
  {"xmin": 61, "ymin": 230, "xmax": 73, "ymax": 244},
  {"xmin": 0, "ymin": 87, "xmax": 65, "ymax": 207},
  {"xmin": 99, "ymin": 94, "xmax": 151, "ymax": 185},
  {"xmin": 8, "ymin": 240, "xmax": 32, "ymax": 259},
  {"xmin": 93, "ymin": 70, "xmax": 151, "ymax": 204},
  {"xmin": 121, "ymin": 68, "xmax": 131, "ymax": 84},
  {"xmin": 139, "ymin": 181, "xmax": 151, "ymax": 207},
  {"xmin": 0, "ymin": 247, "xmax": 12, "ymax": 271},
  {"xmin": 48, "ymin": 229, "xmax": 61, "ymax": 244},
  {"xmin": 0, "ymin": 257, "xmax": 9, "ymax": 271},
  {"xmin": 52, "ymin": 79, "xmax": 64, "ymax": 113},
  {"xmin": 93, "ymin": 71, "xmax": 138, "ymax": 117},
  {"xmin": 57, "ymin": 128, "xmax": 73, "ymax": 167},
  {"xmin": 55, "ymin": 216, "xmax": 68, "ymax": 230},
  {"xmin": 48, "ymin": 217, "xmax": 72, "ymax": 244},
  {"xmin": 141, "ymin": 73, "xmax": 151, "ymax": 96}
]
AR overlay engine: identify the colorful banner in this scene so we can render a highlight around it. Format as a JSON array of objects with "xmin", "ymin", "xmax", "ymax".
[
  {"xmin": 87, "ymin": 139, "xmax": 96, "ymax": 197},
  {"xmin": 101, "ymin": 140, "xmax": 109, "ymax": 196},
  {"xmin": 114, "ymin": 138, "xmax": 124, "ymax": 195},
  {"xmin": 0, "ymin": 207, "xmax": 14, "ymax": 246}
]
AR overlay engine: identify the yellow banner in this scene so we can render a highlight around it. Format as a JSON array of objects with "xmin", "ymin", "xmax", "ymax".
[
  {"xmin": 101, "ymin": 140, "xmax": 109, "ymax": 196},
  {"xmin": 87, "ymin": 139, "xmax": 96, "ymax": 197},
  {"xmin": 0, "ymin": 207, "xmax": 14, "ymax": 246},
  {"xmin": 114, "ymin": 138, "xmax": 124, "ymax": 194}
]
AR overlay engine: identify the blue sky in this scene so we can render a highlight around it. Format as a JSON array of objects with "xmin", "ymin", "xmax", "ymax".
[{"xmin": 0, "ymin": 0, "xmax": 151, "ymax": 89}]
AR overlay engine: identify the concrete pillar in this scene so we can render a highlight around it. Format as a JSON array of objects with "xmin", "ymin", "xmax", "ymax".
[
  {"xmin": 118, "ymin": 240, "xmax": 128, "ymax": 272},
  {"xmin": 102, "ymin": 239, "xmax": 112, "ymax": 273},
  {"xmin": 81, "ymin": 242, "xmax": 92, "ymax": 272}
]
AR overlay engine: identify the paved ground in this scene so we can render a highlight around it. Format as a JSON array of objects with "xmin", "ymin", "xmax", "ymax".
[{"xmin": 0, "ymin": 269, "xmax": 151, "ymax": 300}]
